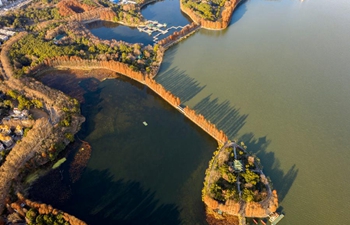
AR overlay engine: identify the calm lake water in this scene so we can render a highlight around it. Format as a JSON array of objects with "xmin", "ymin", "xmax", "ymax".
[
  {"xmin": 33, "ymin": 0, "xmax": 350, "ymax": 224},
  {"xmin": 33, "ymin": 76, "xmax": 216, "ymax": 225},
  {"xmin": 155, "ymin": 0, "xmax": 350, "ymax": 224},
  {"xmin": 87, "ymin": 0, "xmax": 191, "ymax": 45}
]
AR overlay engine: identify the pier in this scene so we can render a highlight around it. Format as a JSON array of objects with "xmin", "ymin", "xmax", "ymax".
[
  {"xmin": 137, "ymin": 20, "xmax": 168, "ymax": 35},
  {"xmin": 269, "ymin": 212, "xmax": 284, "ymax": 225},
  {"xmin": 137, "ymin": 20, "xmax": 187, "ymax": 43}
]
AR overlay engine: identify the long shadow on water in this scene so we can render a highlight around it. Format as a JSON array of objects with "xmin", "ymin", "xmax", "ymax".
[
  {"xmin": 193, "ymin": 95, "xmax": 248, "ymax": 139},
  {"xmin": 156, "ymin": 66, "xmax": 206, "ymax": 103},
  {"xmin": 240, "ymin": 133, "xmax": 299, "ymax": 204},
  {"xmin": 199, "ymin": 0, "xmax": 248, "ymax": 37},
  {"xmin": 229, "ymin": 0, "xmax": 248, "ymax": 26},
  {"xmin": 157, "ymin": 60, "xmax": 297, "ymax": 206},
  {"xmin": 63, "ymin": 169, "xmax": 181, "ymax": 225}
]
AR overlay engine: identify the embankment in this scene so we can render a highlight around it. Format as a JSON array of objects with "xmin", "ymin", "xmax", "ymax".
[
  {"xmin": 157, "ymin": 22, "xmax": 201, "ymax": 50},
  {"xmin": 31, "ymin": 57, "xmax": 229, "ymax": 143}
]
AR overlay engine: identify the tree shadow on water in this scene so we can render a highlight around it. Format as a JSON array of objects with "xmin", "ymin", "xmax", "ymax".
[
  {"xmin": 192, "ymin": 95, "xmax": 248, "ymax": 138},
  {"xmin": 156, "ymin": 66, "xmax": 206, "ymax": 103},
  {"xmin": 65, "ymin": 169, "xmax": 181, "ymax": 225},
  {"xmin": 229, "ymin": 0, "xmax": 248, "ymax": 26},
  {"xmin": 240, "ymin": 133, "xmax": 299, "ymax": 203}
]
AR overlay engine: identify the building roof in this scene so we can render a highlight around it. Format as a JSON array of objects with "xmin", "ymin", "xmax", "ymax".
[
  {"xmin": 0, "ymin": 133, "xmax": 11, "ymax": 141},
  {"xmin": 234, "ymin": 160, "xmax": 243, "ymax": 171}
]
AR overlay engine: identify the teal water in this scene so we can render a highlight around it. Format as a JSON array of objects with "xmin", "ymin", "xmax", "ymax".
[
  {"xmin": 32, "ymin": 0, "xmax": 350, "ymax": 224},
  {"xmin": 155, "ymin": 0, "xmax": 350, "ymax": 224}
]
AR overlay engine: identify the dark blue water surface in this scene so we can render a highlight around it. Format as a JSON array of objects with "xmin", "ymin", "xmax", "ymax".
[{"xmin": 33, "ymin": 74, "xmax": 216, "ymax": 225}]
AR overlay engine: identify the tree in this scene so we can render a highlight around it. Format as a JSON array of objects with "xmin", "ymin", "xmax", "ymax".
[
  {"xmin": 241, "ymin": 169, "xmax": 259, "ymax": 186},
  {"xmin": 7, "ymin": 90, "xmax": 18, "ymax": 99},
  {"xmin": 242, "ymin": 188, "xmax": 254, "ymax": 202},
  {"xmin": 31, "ymin": 99, "xmax": 43, "ymax": 109}
]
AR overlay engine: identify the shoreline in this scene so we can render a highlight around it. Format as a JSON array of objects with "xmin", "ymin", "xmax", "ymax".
[
  {"xmin": 0, "ymin": 0, "xmax": 278, "ymax": 224},
  {"xmin": 31, "ymin": 60, "xmax": 228, "ymax": 143}
]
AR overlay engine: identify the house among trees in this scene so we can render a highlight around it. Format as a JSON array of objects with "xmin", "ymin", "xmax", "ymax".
[
  {"xmin": 0, "ymin": 133, "xmax": 14, "ymax": 147},
  {"xmin": 233, "ymin": 160, "xmax": 243, "ymax": 172},
  {"xmin": 13, "ymin": 108, "xmax": 21, "ymax": 115},
  {"xmin": 14, "ymin": 125, "xmax": 23, "ymax": 136},
  {"xmin": 0, "ymin": 124, "xmax": 11, "ymax": 135}
]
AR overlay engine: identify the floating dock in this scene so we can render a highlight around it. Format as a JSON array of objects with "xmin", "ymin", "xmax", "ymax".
[{"xmin": 269, "ymin": 213, "xmax": 284, "ymax": 225}]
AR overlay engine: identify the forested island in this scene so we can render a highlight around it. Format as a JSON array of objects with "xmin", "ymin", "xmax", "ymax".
[{"xmin": 0, "ymin": 0, "xmax": 279, "ymax": 224}]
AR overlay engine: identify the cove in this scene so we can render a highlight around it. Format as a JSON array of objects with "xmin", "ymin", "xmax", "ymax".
[
  {"xmin": 30, "ymin": 73, "xmax": 218, "ymax": 225},
  {"xmin": 87, "ymin": 0, "xmax": 192, "ymax": 45}
]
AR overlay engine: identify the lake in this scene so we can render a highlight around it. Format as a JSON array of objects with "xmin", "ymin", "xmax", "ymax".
[
  {"xmin": 155, "ymin": 0, "xmax": 350, "ymax": 224},
  {"xmin": 87, "ymin": 0, "xmax": 192, "ymax": 45},
  {"xmin": 32, "ymin": 74, "xmax": 216, "ymax": 225},
  {"xmin": 33, "ymin": 0, "xmax": 350, "ymax": 224}
]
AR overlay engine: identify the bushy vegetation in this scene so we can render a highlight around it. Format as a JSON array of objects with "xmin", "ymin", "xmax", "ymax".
[
  {"xmin": 26, "ymin": 208, "xmax": 69, "ymax": 225},
  {"xmin": 182, "ymin": 0, "xmax": 214, "ymax": 20},
  {"xmin": 6, "ymin": 90, "xmax": 44, "ymax": 110},
  {"xmin": 0, "ymin": 7, "xmax": 61, "ymax": 29},
  {"xmin": 182, "ymin": 0, "xmax": 229, "ymax": 21},
  {"xmin": 10, "ymin": 30, "xmax": 156, "ymax": 77},
  {"xmin": 203, "ymin": 142, "xmax": 268, "ymax": 204}
]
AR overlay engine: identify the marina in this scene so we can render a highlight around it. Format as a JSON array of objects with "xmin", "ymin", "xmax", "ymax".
[{"xmin": 137, "ymin": 20, "xmax": 184, "ymax": 43}]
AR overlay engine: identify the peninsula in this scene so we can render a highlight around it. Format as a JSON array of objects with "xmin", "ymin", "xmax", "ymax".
[{"xmin": 0, "ymin": 0, "xmax": 280, "ymax": 224}]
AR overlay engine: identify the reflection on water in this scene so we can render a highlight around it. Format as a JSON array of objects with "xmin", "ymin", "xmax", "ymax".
[
  {"xmin": 155, "ymin": 0, "xmax": 350, "ymax": 224},
  {"xmin": 87, "ymin": 0, "xmax": 191, "ymax": 45},
  {"xmin": 33, "ymin": 76, "xmax": 223, "ymax": 225},
  {"xmin": 87, "ymin": 21, "xmax": 154, "ymax": 45}
]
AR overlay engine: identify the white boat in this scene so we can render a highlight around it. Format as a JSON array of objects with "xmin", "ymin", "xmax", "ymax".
[{"xmin": 143, "ymin": 121, "xmax": 148, "ymax": 126}]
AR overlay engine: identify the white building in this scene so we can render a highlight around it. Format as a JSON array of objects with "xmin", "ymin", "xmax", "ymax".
[
  {"xmin": 0, "ymin": 29, "xmax": 16, "ymax": 36},
  {"xmin": 0, "ymin": 34, "xmax": 8, "ymax": 41}
]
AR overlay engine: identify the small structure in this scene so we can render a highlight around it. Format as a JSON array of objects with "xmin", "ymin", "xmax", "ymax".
[
  {"xmin": 118, "ymin": 0, "xmax": 136, "ymax": 4},
  {"xmin": 14, "ymin": 125, "xmax": 23, "ymax": 136},
  {"xmin": 248, "ymin": 156, "xmax": 255, "ymax": 164},
  {"xmin": 0, "ymin": 133, "xmax": 14, "ymax": 147},
  {"xmin": 0, "ymin": 124, "xmax": 11, "ymax": 135},
  {"xmin": 269, "ymin": 212, "xmax": 284, "ymax": 225},
  {"xmin": 13, "ymin": 108, "xmax": 21, "ymax": 115},
  {"xmin": 233, "ymin": 160, "xmax": 243, "ymax": 172},
  {"xmin": 0, "ymin": 29, "xmax": 16, "ymax": 36},
  {"xmin": 0, "ymin": 34, "xmax": 8, "ymax": 41}
]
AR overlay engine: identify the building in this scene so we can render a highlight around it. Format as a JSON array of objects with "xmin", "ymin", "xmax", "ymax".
[
  {"xmin": 0, "ymin": 29, "xmax": 16, "ymax": 36},
  {"xmin": 0, "ymin": 124, "xmax": 11, "ymax": 135},
  {"xmin": 14, "ymin": 125, "xmax": 23, "ymax": 136},
  {"xmin": 233, "ymin": 160, "xmax": 243, "ymax": 172},
  {"xmin": 13, "ymin": 108, "xmax": 21, "ymax": 115},
  {"xmin": 0, "ymin": 133, "xmax": 13, "ymax": 147},
  {"xmin": 0, "ymin": 34, "xmax": 8, "ymax": 41}
]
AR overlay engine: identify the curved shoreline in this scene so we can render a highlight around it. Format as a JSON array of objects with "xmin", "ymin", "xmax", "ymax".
[
  {"xmin": 180, "ymin": 0, "xmax": 242, "ymax": 30},
  {"xmin": 0, "ymin": 0, "xmax": 278, "ymax": 224},
  {"xmin": 32, "ymin": 59, "xmax": 229, "ymax": 144}
]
